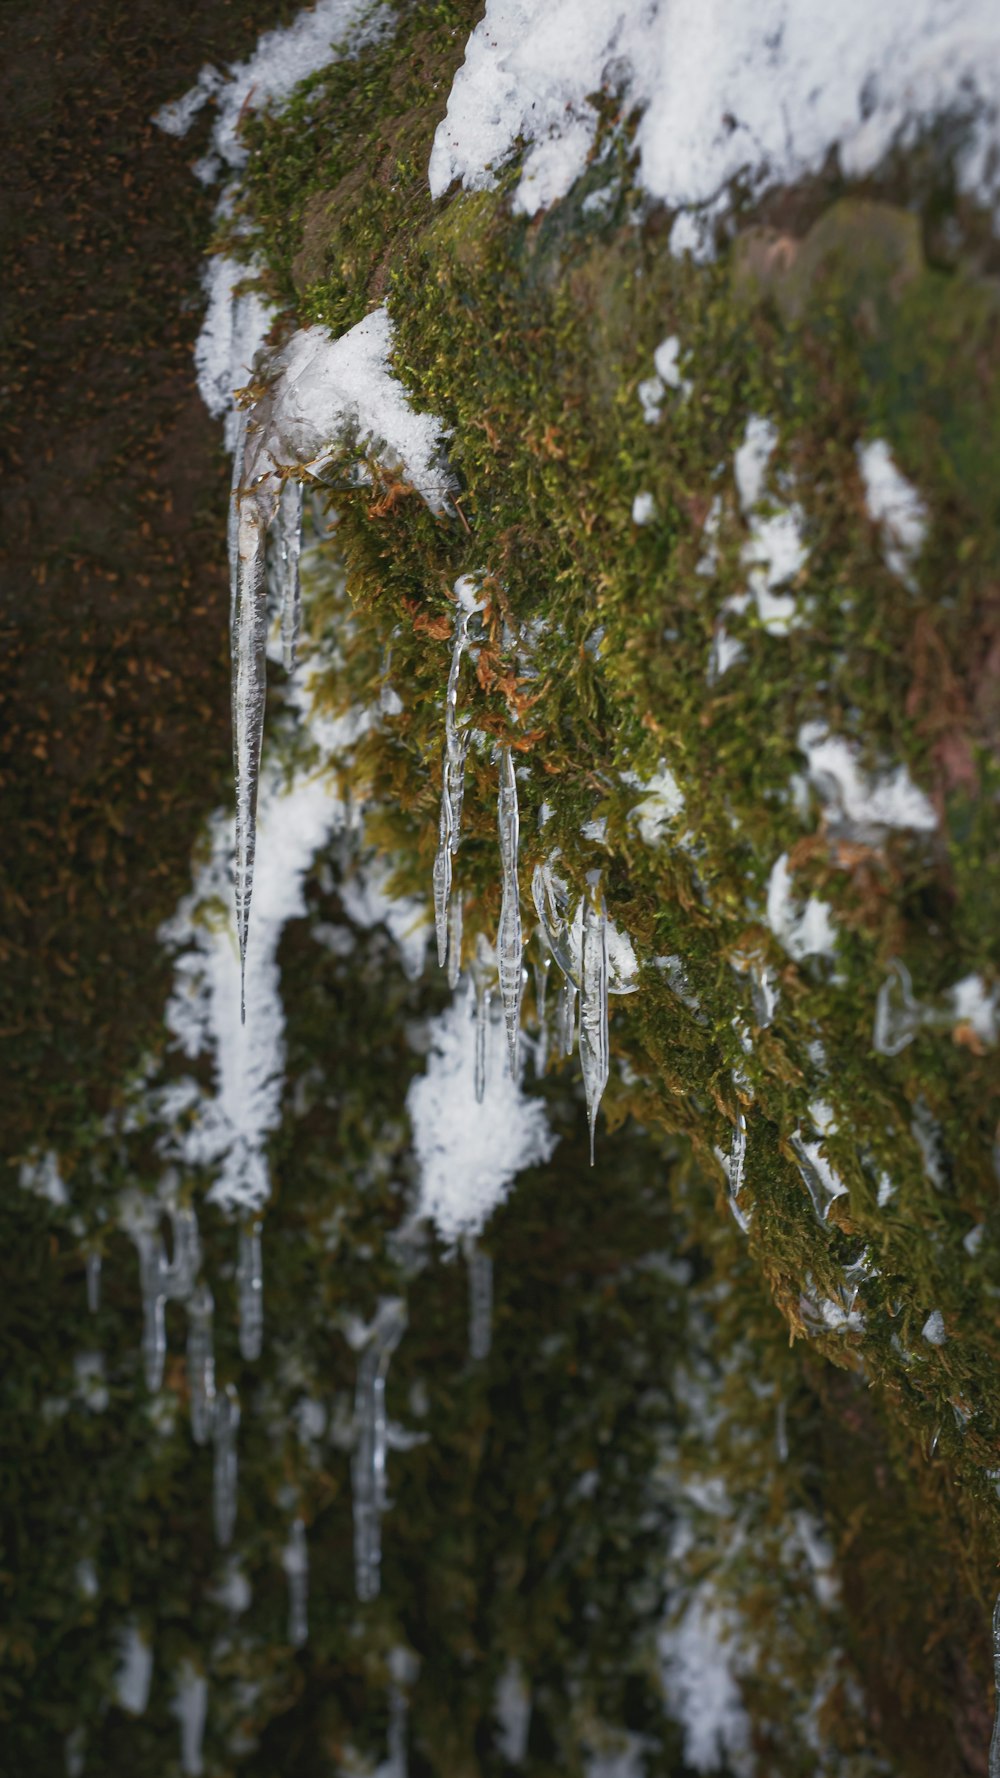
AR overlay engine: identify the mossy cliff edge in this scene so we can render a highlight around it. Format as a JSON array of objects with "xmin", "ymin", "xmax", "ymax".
[
  {"xmin": 6, "ymin": 2, "xmax": 1000, "ymax": 1772},
  {"xmin": 234, "ymin": 1, "xmax": 1000, "ymax": 1509}
]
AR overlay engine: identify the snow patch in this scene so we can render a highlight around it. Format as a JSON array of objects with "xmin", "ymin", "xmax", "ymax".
[
  {"xmin": 766, "ymin": 854, "xmax": 838, "ymax": 961},
  {"xmin": 408, "ymin": 990, "xmax": 556, "ymax": 1243},
  {"xmin": 431, "ymin": 1, "xmax": 1000, "ymax": 233},
  {"xmin": 115, "ymin": 1621, "xmax": 153, "ymax": 1716},
  {"xmin": 857, "ymin": 438, "xmax": 928, "ymax": 589},
  {"xmin": 621, "ymin": 762, "xmax": 685, "ymax": 845},
  {"xmin": 922, "ymin": 1308, "xmax": 947, "ymax": 1346},
  {"xmin": 797, "ymin": 720, "xmax": 937, "ymax": 838},
  {"xmin": 659, "ymin": 1594, "xmax": 752, "ymax": 1776}
]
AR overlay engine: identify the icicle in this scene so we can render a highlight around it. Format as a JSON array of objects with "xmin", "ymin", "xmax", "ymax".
[
  {"xmin": 276, "ymin": 478, "xmax": 303, "ymax": 673},
  {"xmin": 873, "ymin": 957, "xmax": 953, "ymax": 1056},
  {"xmin": 730, "ymin": 1109, "xmax": 747, "ymax": 1198},
  {"xmin": 283, "ymin": 1518, "xmax": 309, "ymax": 1649},
  {"xmin": 85, "ymin": 1248, "xmax": 101, "ymax": 1315},
  {"xmin": 187, "ymin": 1283, "xmax": 216, "ymax": 1447},
  {"xmin": 497, "ymin": 749, "xmax": 523, "ymax": 1076},
  {"xmin": 64, "ymin": 1727, "xmax": 86, "ymax": 1778},
  {"xmin": 532, "ymin": 941, "xmax": 552, "ymax": 1077},
  {"xmin": 163, "ymin": 1204, "xmax": 201, "ymax": 1302},
  {"xmin": 558, "ymin": 976, "xmax": 577, "ymax": 1057},
  {"xmin": 470, "ymin": 935, "xmax": 497, "ymax": 1106},
  {"xmin": 137, "ymin": 1233, "xmax": 167, "ymax": 1395},
  {"xmin": 579, "ymin": 879, "xmax": 609, "ymax": 1165},
  {"xmin": 237, "ymin": 1218, "xmax": 263, "ymax": 1363},
  {"xmin": 467, "ymin": 1240, "xmax": 493, "ymax": 1362},
  {"xmin": 213, "ymin": 1383, "xmax": 240, "ymax": 1549},
  {"xmin": 433, "ymin": 609, "xmax": 473, "ymax": 970},
  {"xmin": 447, "ymin": 886, "xmax": 463, "ymax": 991},
  {"xmin": 775, "ymin": 1398, "xmax": 789, "ymax": 1464},
  {"xmin": 352, "ymin": 1302, "xmax": 406, "ymax": 1603},
  {"xmin": 989, "ymin": 1594, "xmax": 1000, "ymax": 1778},
  {"xmin": 232, "ymin": 495, "xmax": 269, "ymax": 1025},
  {"xmin": 174, "ymin": 1660, "xmax": 208, "ymax": 1778}
]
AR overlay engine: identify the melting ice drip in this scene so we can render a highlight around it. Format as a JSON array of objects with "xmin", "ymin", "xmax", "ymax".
[
  {"xmin": 469, "ymin": 933, "xmax": 498, "ymax": 1105},
  {"xmin": 213, "ymin": 1383, "xmax": 241, "ymax": 1549},
  {"xmin": 497, "ymin": 748, "xmax": 524, "ymax": 1078},
  {"xmin": 532, "ymin": 860, "xmax": 635, "ymax": 1162},
  {"xmin": 131, "ymin": 1205, "xmax": 202, "ymax": 1394},
  {"xmin": 464, "ymin": 1235, "xmax": 493, "ymax": 1362},
  {"xmin": 352, "ymin": 1301, "xmax": 406, "ymax": 1603},
  {"xmin": 433, "ymin": 601, "xmax": 475, "ymax": 974},
  {"xmin": 283, "ymin": 1517, "xmax": 309, "ymax": 1650},
  {"xmin": 125, "ymin": 1196, "xmax": 262, "ymax": 1546},
  {"xmin": 237, "ymin": 1218, "xmax": 264, "ymax": 1363}
]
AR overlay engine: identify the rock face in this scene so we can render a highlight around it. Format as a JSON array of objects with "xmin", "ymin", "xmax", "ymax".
[{"xmin": 6, "ymin": 1, "xmax": 1000, "ymax": 1773}]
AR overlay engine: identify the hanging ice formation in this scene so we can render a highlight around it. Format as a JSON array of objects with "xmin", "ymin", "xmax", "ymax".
[
  {"xmin": 274, "ymin": 478, "xmax": 303, "ymax": 673},
  {"xmin": 532, "ymin": 938, "xmax": 552, "ymax": 1074},
  {"xmin": 982, "ymin": 1600, "xmax": 989, "ymax": 1778},
  {"xmin": 237, "ymin": 1219, "xmax": 264, "ymax": 1363},
  {"xmin": 283, "ymin": 1518, "xmax": 309, "ymax": 1650},
  {"xmin": 213, "ymin": 1383, "xmax": 241, "ymax": 1549},
  {"xmin": 728, "ymin": 1109, "xmax": 751, "ymax": 1233},
  {"xmin": 174, "ymin": 1660, "xmax": 208, "ymax": 1778},
  {"xmin": 464, "ymin": 1235, "xmax": 493, "ymax": 1362},
  {"xmin": 531, "ymin": 859, "xmax": 633, "ymax": 1157},
  {"xmin": 497, "ymin": 748, "xmax": 523, "ymax": 1076},
  {"xmin": 352, "ymin": 1301, "xmax": 407, "ymax": 1603},
  {"xmin": 85, "ymin": 1248, "xmax": 101, "ymax": 1315},
  {"xmin": 469, "ymin": 934, "xmax": 498, "ymax": 1105},
  {"xmin": 187, "ymin": 1283, "xmax": 216, "ymax": 1447},
  {"xmin": 230, "ymin": 431, "xmax": 274, "ymax": 1026},
  {"xmin": 433, "ymin": 604, "xmax": 474, "ymax": 972},
  {"xmin": 578, "ymin": 879, "xmax": 609, "ymax": 1165},
  {"xmin": 132, "ymin": 1203, "xmax": 202, "ymax": 1394}
]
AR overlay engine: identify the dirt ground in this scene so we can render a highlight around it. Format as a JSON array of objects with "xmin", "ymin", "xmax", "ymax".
[{"xmin": 0, "ymin": 0, "xmax": 298, "ymax": 1165}]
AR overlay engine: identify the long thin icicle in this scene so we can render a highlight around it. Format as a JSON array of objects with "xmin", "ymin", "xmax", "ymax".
[
  {"xmin": 579, "ymin": 882, "xmax": 609, "ymax": 1165},
  {"xmin": 237, "ymin": 1219, "xmax": 263, "ymax": 1363},
  {"xmin": 275, "ymin": 478, "xmax": 303, "ymax": 673},
  {"xmin": 213, "ymin": 1383, "xmax": 240, "ymax": 1549},
  {"xmin": 283, "ymin": 1518, "xmax": 309, "ymax": 1649},
  {"xmin": 433, "ymin": 609, "xmax": 472, "ymax": 969},
  {"xmin": 447, "ymin": 887, "xmax": 463, "ymax": 990},
  {"xmin": 85, "ymin": 1249, "xmax": 101, "ymax": 1315},
  {"xmin": 232, "ymin": 487, "xmax": 269, "ymax": 1025},
  {"xmin": 352, "ymin": 1302, "xmax": 406, "ymax": 1603},
  {"xmin": 497, "ymin": 749, "xmax": 523, "ymax": 1076},
  {"xmin": 137, "ymin": 1232, "xmax": 167, "ymax": 1395},
  {"xmin": 464, "ymin": 1236, "xmax": 493, "ymax": 1362},
  {"xmin": 187, "ymin": 1283, "xmax": 216, "ymax": 1447},
  {"xmin": 470, "ymin": 935, "xmax": 497, "ymax": 1105}
]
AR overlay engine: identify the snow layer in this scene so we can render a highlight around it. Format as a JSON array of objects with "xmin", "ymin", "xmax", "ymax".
[
  {"xmin": 161, "ymin": 728, "xmax": 350, "ymax": 1216},
  {"xmin": 241, "ymin": 309, "xmax": 453, "ymax": 520},
  {"xmin": 408, "ymin": 989, "xmax": 556, "ymax": 1244},
  {"xmin": 766, "ymin": 854, "xmax": 838, "ymax": 961},
  {"xmin": 797, "ymin": 721, "xmax": 937, "ymax": 837},
  {"xmin": 659, "ymin": 1594, "xmax": 751, "ymax": 1776},
  {"xmin": 856, "ymin": 438, "xmax": 928, "ymax": 589},
  {"xmin": 430, "ymin": 1, "xmax": 1000, "ymax": 231},
  {"xmin": 155, "ymin": 0, "xmax": 391, "ymax": 173}
]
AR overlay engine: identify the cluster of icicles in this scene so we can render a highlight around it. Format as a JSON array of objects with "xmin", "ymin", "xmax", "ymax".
[
  {"xmin": 229, "ymin": 411, "xmax": 621, "ymax": 1157},
  {"xmin": 86, "ymin": 1206, "xmax": 492, "ymax": 1627},
  {"xmin": 429, "ymin": 587, "xmax": 618, "ymax": 1160}
]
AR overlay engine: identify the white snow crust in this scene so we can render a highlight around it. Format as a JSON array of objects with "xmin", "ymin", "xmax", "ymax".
[
  {"xmin": 797, "ymin": 720, "xmax": 937, "ymax": 837},
  {"xmin": 430, "ymin": 1, "xmax": 1000, "ymax": 234},
  {"xmin": 241, "ymin": 310, "xmax": 453, "ymax": 517},
  {"xmin": 155, "ymin": 0, "xmax": 390, "ymax": 172},
  {"xmin": 408, "ymin": 990, "xmax": 557, "ymax": 1244},
  {"xmin": 659, "ymin": 1595, "xmax": 752, "ymax": 1775},
  {"xmin": 857, "ymin": 438, "xmax": 928, "ymax": 589},
  {"xmin": 766, "ymin": 854, "xmax": 838, "ymax": 962}
]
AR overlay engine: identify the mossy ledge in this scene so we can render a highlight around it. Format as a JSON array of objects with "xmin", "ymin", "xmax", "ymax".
[{"xmin": 218, "ymin": 0, "xmax": 999, "ymax": 1761}]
